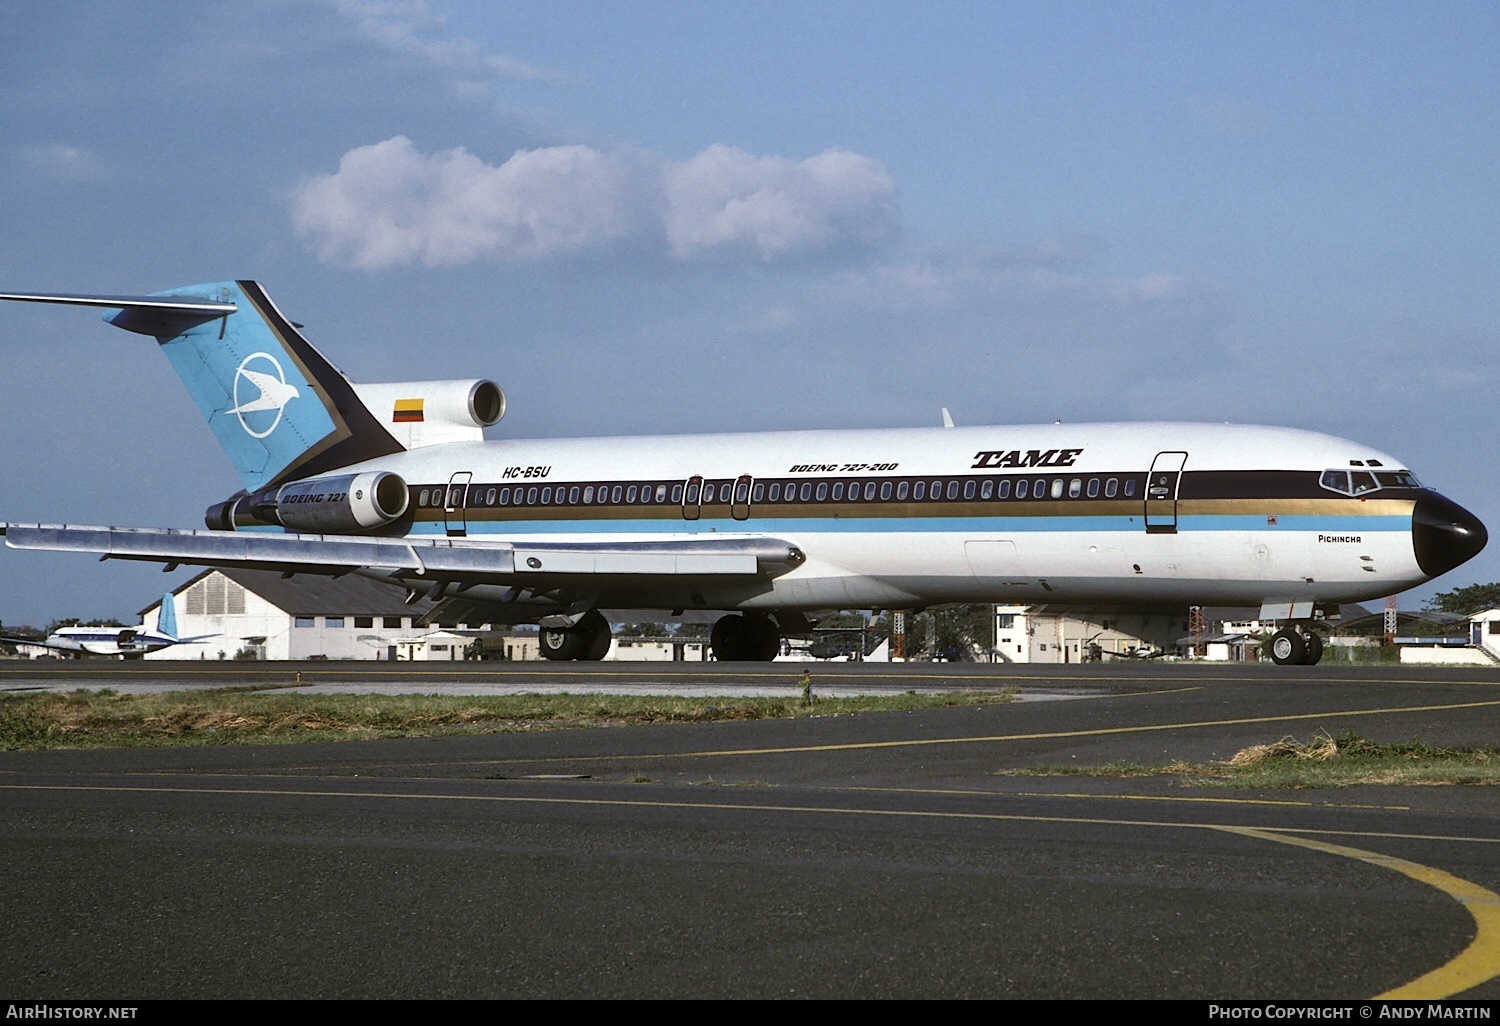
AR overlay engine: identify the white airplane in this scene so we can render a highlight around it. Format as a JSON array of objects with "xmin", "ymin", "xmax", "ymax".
[
  {"xmin": 0, "ymin": 593, "xmax": 215, "ymax": 659},
  {"xmin": 0, "ymin": 281, "xmax": 1487, "ymax": 665}
]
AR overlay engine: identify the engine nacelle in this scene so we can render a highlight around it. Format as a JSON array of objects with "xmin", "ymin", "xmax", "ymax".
[
  {"xmin": 205, "ymin": 471, "xmax": 409, "ymax": 533},
  {"xmin": 353, "ymin": 378, "xmax": 505, "ymax": 448}
]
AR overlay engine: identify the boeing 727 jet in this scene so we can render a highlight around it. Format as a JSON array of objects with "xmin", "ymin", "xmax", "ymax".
[{"xmin": 0, "ymin": 281, "xmax": 1486, "ymax": 664}]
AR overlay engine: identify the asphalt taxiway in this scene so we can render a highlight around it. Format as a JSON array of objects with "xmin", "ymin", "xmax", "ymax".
[{"xmin": 1, "ymin": 660, "xmax": 1497, "ymax": 999}]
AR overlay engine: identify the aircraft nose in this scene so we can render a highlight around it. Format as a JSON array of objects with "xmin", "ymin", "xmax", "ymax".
[{"xmin": 1412, "ymin": 492, "xmax": 1488, "ymax": 579}]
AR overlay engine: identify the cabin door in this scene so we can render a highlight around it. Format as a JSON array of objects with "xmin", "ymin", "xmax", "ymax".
[
  {"xmin": 445, "ymin": 471, "xmax": 472, "ymax": 537},
  {"xmin": 1144, "ymin": 452, "xmax": 1187, "ymax": 534}
]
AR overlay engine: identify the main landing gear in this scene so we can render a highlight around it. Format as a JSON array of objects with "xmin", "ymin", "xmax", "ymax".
[
  {"xmin": 1268, "ymin": 623, "xmax": 1324, "ymax": 666},
  {"xmin": 538, "ymin": 609, "xmax": 612, "ymax": 661},
  {"xmin": 710, "ymin": 613, "xmax": 782, "ymax": 661}
]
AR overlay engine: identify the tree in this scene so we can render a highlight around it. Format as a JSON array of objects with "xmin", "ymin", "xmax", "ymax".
[
  {"xmin": 877, "ymin": 604, "xmax": 993, "ymax": 660},
  {"xmin": 1423, "ymin": 583, "xmax": 1500, "ymax": 617}
]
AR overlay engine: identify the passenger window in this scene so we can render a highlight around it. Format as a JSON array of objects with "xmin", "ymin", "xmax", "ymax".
[
  {"xmin": 880, "ymin": 481, "xmax": 892, "ymax": 500},
  {"xmin": 1016, "ymin": 480, "xmax": 1028, "ymax": 499},
  {"xmin": 1105, "ymin": 478, "xmax": 1118, "ymax": 498},
  {"xmin": 1051, "ymin": 479, "xmax": 1064, "ymax": 499},
  {"xmin": 672, "ymin": 484, "xmax": 683, "ymax": 502},
  {"xmin": 913, "ymin": 481, "xmax": 925, "ymax": 500},
  {"xmin": 998, "ymin": 479, "xmax": 1011, "ymax": 499},
  {"xmin": 963, "ymin": 481, "xmax": 976, "ymax": 500},
  {"xmin": 862, "ymin": 482, "xmax": 874, "ymax": 500},
  {"xmin": 735, "ymin": 481, "xmax": 749, "ymax": 503},
  {"xmin": 979, "ymin": 480, "xmax": 993, "ymax": 499},
  {"xmin": 931, "ymin": 479, "xmax": 943, "ymax": 499},
  {"xmin": 611, "ymin": 486, "xmax": 623, "ymax": 503},
  {"xmin": 499, "ymin": 487, "xmax": 511, "ymax": 504},
  {"xmin": 816, "ymin": 482, "xmax": 828, "ymax": 501},
  {"xmin": 527, "ymin": 487, "xmax": 538, "ymax": 504},
  {"xmin": 656, "ymin": 484, "xmax": 668, "ymax": 502},
  {"xmin": 832, "ymin": 482, "xmax": 844, "ymax": 501},
  {"xmin": 582, "ymin": 486, "xmax": 593, "ymax": 504},
  {"xmin": 540, "ymin": 487, "xmax": 551, "ymax": 504},
  {"xmin": 800, "ymin": 483, "xmax": 812, "ymax": 501},
  {"xmin": 418, "ymin": 488, "xmax": 430, "ymax": 506},
  {"xmin": 897, "ymin": 481, "xmax": 909, "ymax": 500},
  {"xmin": 1124, "ymin": 479, "xmax": 1137, "ymax": 497},
  {"xmin": 1068, "ymin": 479, "xmax": 1081, "ymax": 498},
  {"xmin": 946, "ymin": 480, "xmax": 959, "ymax": 500},
  {"xmin": 569, "ymin": 486, "xmax": 580, "ymax": 504},
  {"xmin": 752, "ymin": 483, "xmax": 763, "ymax": 502},
  {"xmin": 768, "ymin": 483, "xmax": 780, "ymax": 502},
  {"xmin": 626, "ymin": 485, "xmax": 638, "ymax": 503},
  {"xmin": 1086, "ymin": 478, "xmax": 1099, "ymax": 498},
  {"xmin": 1033, "ymin": 479, "xmax": 1045, "ymax": 498}
]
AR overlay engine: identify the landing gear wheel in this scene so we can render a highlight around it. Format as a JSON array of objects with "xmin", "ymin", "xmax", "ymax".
[
  {"xmin": 711, "ymin": 615, "xmax": 747, "ymax": 661},
  {"xmin": 711, "ymin": 614, "xmax": 782, "ymax": 661},
  {"xmin": 1269, "ymin": 629, "xmax": 1306, "ymax": 666},
  {"xmin": 1301, "ymin": 631, "xmax": 1324, "ymax": 666},
  {"xmin": 539, "ymin": 625, "xmax": 585, "ymax": 661},
  {"xmin": 577, "ymin": 610, "xmax": 612, "ymax": 661}
]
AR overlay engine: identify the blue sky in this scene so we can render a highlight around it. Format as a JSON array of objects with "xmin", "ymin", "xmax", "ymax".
[{"xmin": 1, "ymin": 0, "xmax": 1496, "ymax": 626}]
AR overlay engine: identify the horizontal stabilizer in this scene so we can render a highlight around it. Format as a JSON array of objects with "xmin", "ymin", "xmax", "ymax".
[
  {"xmin": 0, "ymin": 289, "xmax": 237, "ymax": 337},
  {"xmin": 1, "ymin": 524, "xmax": 806, "ymax": 582}
]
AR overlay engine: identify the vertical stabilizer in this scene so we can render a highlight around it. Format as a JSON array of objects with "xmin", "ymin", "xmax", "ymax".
[
  {"xmin": 157, "ymin": 593, "xmax": 179, "ymax": 640},
  {"xmin": 0, "ymin": 281, "xmax": 403, "ymax": 490}
]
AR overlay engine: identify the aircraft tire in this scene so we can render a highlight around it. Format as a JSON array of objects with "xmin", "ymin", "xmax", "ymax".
[
  {"xmin": 539, "ymin": 625, "xmax": 585, "ymax": 661},
  {"xmin": 746, "ymin": 615, "xmax": 781, "ymax": 661},
  {"xmin": 712, "ymin": 614, "xmax": 781, "ymax": 661},
  {"xmin": 1302, "ymin": 631, "xmax": 1324, "ymax": 666},
  {"xmin": 577, "ymin": 610, "xmax": 612, "ymax": 661},
  {"xmin": 710, "ymin": 615, "xmax": 747, "ymax": 660},
  {"xmin": 1269, "ymin": 629, "xmax": 1306, "ymax": 666}
]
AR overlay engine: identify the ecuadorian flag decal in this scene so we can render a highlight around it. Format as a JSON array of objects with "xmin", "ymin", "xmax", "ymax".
[{"xmin": 393, "ymin": 398, "xmax": 424, "ymax": 423}]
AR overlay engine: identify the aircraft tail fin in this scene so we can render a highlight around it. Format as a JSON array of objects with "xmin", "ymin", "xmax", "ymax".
[
  {"xmin": 0, "ymin": 282, "xmax": 403, "ymax": 491},
  {"xmin": 157, "ymin": 593, "xmax": 178, "ymax": 640}
]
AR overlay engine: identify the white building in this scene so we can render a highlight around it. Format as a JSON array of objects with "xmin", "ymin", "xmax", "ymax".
[
  {"xmin": 141, "ymin": 568, "xmax": 527, "ymax": 661},
  {"xmin": 993, "ymin": 605, "xmax": 1189, "ymax": 663}
]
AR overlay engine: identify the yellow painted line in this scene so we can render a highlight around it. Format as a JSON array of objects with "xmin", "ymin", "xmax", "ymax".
[
  {"xmin": 832, "ymin": 784, "xmax": 1410, "ymax": 811},
  {"xmin": 492, "ymin": 696, "xmax": 1500, "ymax": 761},
  {"xmin": 6, "ymin": 779, "xmax": 1495, "ymax": 994},
  {"xmin": 1220, "ymin": 825, "xmax": 1500, "ymax": 999}
]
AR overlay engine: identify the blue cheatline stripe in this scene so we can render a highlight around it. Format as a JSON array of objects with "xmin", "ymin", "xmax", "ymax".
[{"xmin": 412, "ymin": 513, "xmax": 1410, "ymax": 537}]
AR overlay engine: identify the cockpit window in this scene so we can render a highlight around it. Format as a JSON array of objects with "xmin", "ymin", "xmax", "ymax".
[{"xmin": 1320, "ymin": 468, "xmax": 1421, "ymax": 496}]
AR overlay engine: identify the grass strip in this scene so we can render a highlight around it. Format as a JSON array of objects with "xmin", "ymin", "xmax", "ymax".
[
  {"xmin": 0, "ymin": 687, "xmax": 1010, "ymax": 750},
  {"xmin": 1003, "ymin": 730, "xmax": 1500, "ymax": 787}
]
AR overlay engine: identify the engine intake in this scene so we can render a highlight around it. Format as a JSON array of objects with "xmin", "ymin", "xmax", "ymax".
[{"xmin": 205, "ymin": 471, "xmax": 409, "ymax": 533}]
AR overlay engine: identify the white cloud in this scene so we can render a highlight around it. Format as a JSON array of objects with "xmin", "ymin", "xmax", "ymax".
[
  {"xmin": 331, "ymin": 0, "xmax": 567, "ymax": 84},
  {"xmin": 662, "ymin": 145, "xmax": 898, "ymax": 260},
  {"xmin": 293, "ymin": 136, "xmax": 899, "ymax": 269}
]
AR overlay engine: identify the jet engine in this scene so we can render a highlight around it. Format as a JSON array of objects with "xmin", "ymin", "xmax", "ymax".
[{"xmin": 205, "ymin": 471, "xmax": 409, "ymax": 533}]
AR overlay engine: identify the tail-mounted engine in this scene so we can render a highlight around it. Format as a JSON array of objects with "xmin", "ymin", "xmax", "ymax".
[
  {"xmin": 352, "ymin": 379, "xmax": 505, "ymax": 448},
  {"xmin": 206, "ymin": 471, "xmax": 409, "ymax": 533}
]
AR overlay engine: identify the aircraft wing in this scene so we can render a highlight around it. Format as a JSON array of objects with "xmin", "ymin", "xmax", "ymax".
[
  {"xmin": 0, "ymin": 634, "xmax": 72, "ymax": 653},
  {"xmin": 0, "ymin": 524, "xmax": 807, "ymax": 582}
]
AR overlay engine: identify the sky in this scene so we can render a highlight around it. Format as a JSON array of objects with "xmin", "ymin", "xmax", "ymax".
[{"xmin": 0, "ymin": 0, "xmax": 1496, "ymax": 627}]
